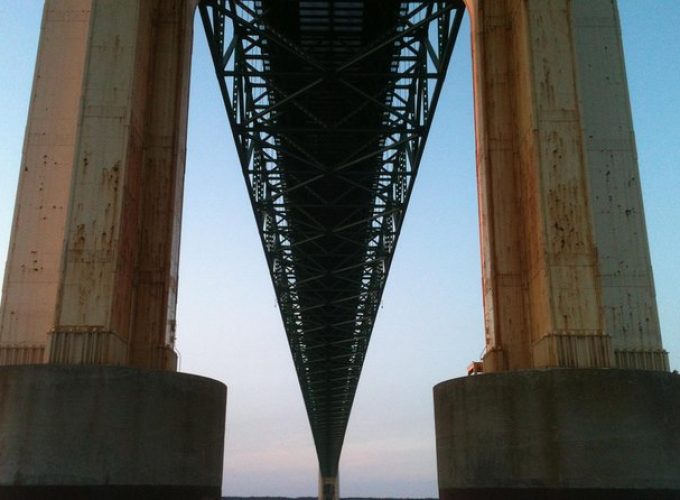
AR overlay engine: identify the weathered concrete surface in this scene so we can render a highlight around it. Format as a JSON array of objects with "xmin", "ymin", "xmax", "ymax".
[
  {"xmin": 434, "ymin": 369, "xmax": 680, "ymax": 498},
  {"xmin": 0, "ymin": 1, "xmax": 92, "ymax": 365},
  {"xmin": 0, "ymin": 0, "xmax": 197, "ymax": 370},
  {"xmin": 51, "ymin": 0, "xmax": 196, "ymax": 369},
  {"xmin": 470, "ymin": 0, "xmax": 608, "ymax": 371},
  {"xmin": 468, "ymin": 0, "xmax": 666, "ymax": 371},
  {"xmin": 0, "ymin": 365, "xmax": 226, "ymax": 499},
  {"xmin": 571, "ymin": 0, "xmax": 667, "ymax": 371},
  {"xmin": 127, "ymin": 0, "xmax": 195, "ymax": 370}
]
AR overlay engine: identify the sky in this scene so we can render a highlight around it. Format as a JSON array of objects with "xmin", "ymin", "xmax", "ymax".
[{"xmin": 0, "ymin": 1, "xmax": 679, "ymax": 497}]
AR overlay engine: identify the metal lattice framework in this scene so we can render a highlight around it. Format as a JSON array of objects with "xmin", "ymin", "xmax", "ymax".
[{"xmin": 199, "ymin": 0, "xmax": 464, "ymax": 478}]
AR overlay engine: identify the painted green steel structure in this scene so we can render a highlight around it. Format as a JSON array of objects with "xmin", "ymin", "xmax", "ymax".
[{"xmin": 199, "ymin": 0, "xmax": 464, "ymax": 478}]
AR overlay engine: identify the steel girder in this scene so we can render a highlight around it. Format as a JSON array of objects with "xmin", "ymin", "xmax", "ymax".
[{"xmin": 199, "ymin": 0, "xmax": 464, "ymax": 477}]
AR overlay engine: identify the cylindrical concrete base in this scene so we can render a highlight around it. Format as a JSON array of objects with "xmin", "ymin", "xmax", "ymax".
[
  {"xmin": 434, "ymin": 369, "xmax": 680, "ymax": 499},
  {"xmin": 0, "ymin": 365, "xmax": 227, "ymax": 499}
]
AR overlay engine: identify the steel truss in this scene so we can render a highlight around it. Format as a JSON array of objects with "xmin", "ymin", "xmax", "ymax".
[{"xmin": 199, "ymin": 0, "xmax": 464, "ymax": 477}]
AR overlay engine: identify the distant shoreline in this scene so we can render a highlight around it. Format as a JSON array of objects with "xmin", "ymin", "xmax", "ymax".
[{"xmin": 222, "ymin": 497, "xmax": 438, "ymax": 500}]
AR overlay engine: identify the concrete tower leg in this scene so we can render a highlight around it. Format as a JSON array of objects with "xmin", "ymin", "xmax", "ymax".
[
  {"xmin": 0, "ymin": 0, "xmax": 92, "ymax": 364},
  {"xmin": 319, "ymin": 473, "xmax": 339, "ymax": 500},
  {"xmin": 47, "ymin": 0, "xmax": 194, "ymax": 368},
  {"xmin": 0, "ymin": 1, "xmax": 226, "ymax": 498},
  {"xmin": 435, "ymin": 0, "xmax": 678, "ymax": 497}
]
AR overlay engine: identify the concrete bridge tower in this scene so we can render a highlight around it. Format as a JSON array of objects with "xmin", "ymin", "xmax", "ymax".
[
  {"xmin": 434, "ymin": 1, "xmax": 679, "ymax": 498},
  {"xmin": 0, "ymin": 2, "xmax": 226, "ymax": 499}
]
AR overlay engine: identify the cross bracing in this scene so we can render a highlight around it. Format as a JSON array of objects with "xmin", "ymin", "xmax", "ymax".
[{"xmin": 199, "ymin": 0, "xmax": 464, "ymax": 478}]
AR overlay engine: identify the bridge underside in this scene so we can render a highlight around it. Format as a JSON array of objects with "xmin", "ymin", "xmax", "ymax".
[
  {"xmin": 1, "ymin": 1, "xmax": 677, "ymax": 498},
  {"xmin": 200, "ymin": 0, "xmax": 464, "ymax": 478}
]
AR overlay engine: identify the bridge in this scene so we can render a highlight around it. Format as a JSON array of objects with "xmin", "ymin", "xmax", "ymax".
[
  {"xmin": 198, "ymin": 0, "xmax": 464, "ymax": 486},
  {"xmin": 0, "ymin": 1, "xmax": 678, "ymax": 500}
]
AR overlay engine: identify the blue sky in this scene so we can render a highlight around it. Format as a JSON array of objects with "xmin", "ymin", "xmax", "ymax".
[{"xmin": 0, "ymin": 1, "xmax": 678, "ymax": 497}]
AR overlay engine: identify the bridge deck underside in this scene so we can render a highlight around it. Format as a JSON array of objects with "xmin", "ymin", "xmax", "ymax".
[{"xmin": 200, "ymin": 0, "xmax": 464, "ymax": 477}]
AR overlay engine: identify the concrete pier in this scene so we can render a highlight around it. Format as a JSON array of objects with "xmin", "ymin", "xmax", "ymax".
[
  {"xmin": 435, "ymin": 1, "xmax": 674, "ymax": 498},
  {"xmin": 0, "ymin": 3, "xmax": 221, "ymax": 494},
  {"xmin": 0, "ymin": 365, "xmax": 226, "ymax": 499},
  {"xmin": 319, "ymin": 474, "xmax": 339, "ymax": 500},
  {"xmin": 434, "ymin": 369, "xmax": 680, "ymax": 499}
]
